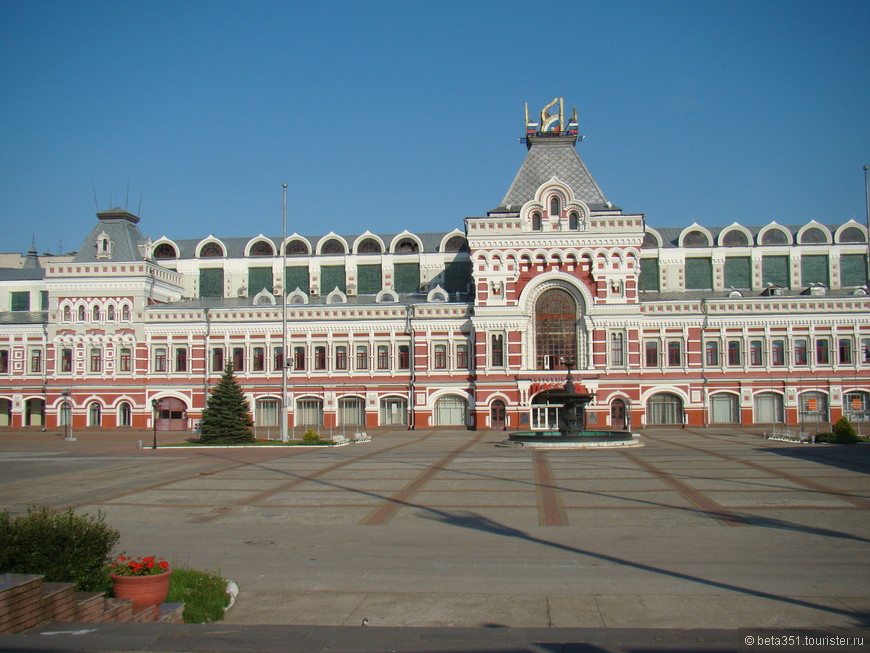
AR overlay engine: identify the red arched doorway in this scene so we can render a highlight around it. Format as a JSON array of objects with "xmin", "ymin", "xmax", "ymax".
[
  {"xmin": 156, "ymin": 397, "xmax": 189, "ymax": 431},
  {"xmin": 490, "ymin": 399, "xmax": 506, "ymax": 431}
]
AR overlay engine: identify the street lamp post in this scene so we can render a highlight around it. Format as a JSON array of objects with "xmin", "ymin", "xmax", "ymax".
[
  {"xmin": 151, "ymin": 398, "xmax": 162, "ymax": 449},
  {"xmin": 864, "ymin": 165, "xmax": 870, "ymax": 286},
  {"xmin": 61, "ymin": 389, "xmax": 74, "ymax": 441},
  {"xmin": 280, "ymin": 183, "xmax": 289, "ymax": 442}
]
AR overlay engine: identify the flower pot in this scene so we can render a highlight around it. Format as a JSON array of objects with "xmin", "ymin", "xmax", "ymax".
[{"xmin": 110, "ymin": 569, "xmax": 172, "ymax": 615}]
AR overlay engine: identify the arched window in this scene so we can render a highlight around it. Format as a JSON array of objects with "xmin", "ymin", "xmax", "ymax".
[
  {"xmin": 92, "ymin": 306, "xmax": 100, "ymax": 321},
  {"xmin": 122, "ymin": 304, "xmax": 130, "ymax": 321},
  {"xmin": 153, "ymin": 243, "xmax": 177, "ymax": 259},
  {"xmin": 357, "ymin": 238, "xmax": 382, "ymax": 254},
  {"xmin": 721, "ymin": 230, "xmax": 749, "ymax": 247},
  {"xmin": 249, "ymin": 240, "xmax": 274, "ymax": 256},
  {"xmin": 531, "ymin": 212, "xmax": 542, "ymax": 231},
  {"xmin": 88, "ymin": 402, "xmax": 102, "ymax": 427},
  {"xmin": 761, "ymin": 229, "xmax": 789, "ymax": 245},
  {"xmin": 395, "ymin": 238, "xmax": 419, "ymax": 253},
  {"xmin": 444, "ymin": 235, "xmax": 469, "ymax": 252},
  {"xmin": 647, "ymin": 393, "xmax": 684, "ymax": 425},
  {"xmin": 285, "ymin": 240, "xmax": 309, "ymax": 256},
  {"xmin": 800, "ymin": 228, "xmax": 827, "ymax": 244},
  {"xmin": 63, "ymin": 306, "xmax": 71, "ymax": 322},
  {"xmin": 199, "ymin": 242, "xmax": 223, "ymax": 258},
  {"xmin": 78, "ymin": 306, "xmax": 86, "ymax": 321},
  {"xmin": 549, "ymin": 196, "xmax": 561, "ymax": 216},
  {"xmin": 839, "ymin": 227, "xmax": 866, "ymax": 243},
  {"xmin": 642, "ymin": 232, "xmax": 659, "ymax": 248},
  {"xmin": 107, "ymin": 306, "xmax": 115, "ymax": 321},
  {"xmin": 568, "ymin": 211, "xmax": 580, "ymax": 230},
  {"xmin": 535, "ymin": 289, "xmax": 577, "ymax": 370},
  {"xmin": 683, "ymin": 230, "xmax": 710, "ymax": 247},
  {"xmin": 118, "ymin": 401, "xmax": 132, "ymax": 427},
  {"xmin": 321, "ymin": 238, "xmax": 345, "ymax": 255}
]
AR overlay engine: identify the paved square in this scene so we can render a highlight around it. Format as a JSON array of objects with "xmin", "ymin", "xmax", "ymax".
[{"xmin": 1, "ymin": 426, "xmax": 868, "ymax": 629}]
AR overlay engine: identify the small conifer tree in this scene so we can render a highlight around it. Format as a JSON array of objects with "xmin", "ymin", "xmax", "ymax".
[
  {"xmin": 199, "ymin": 363, "xmax": 255, "ymax": 444},
  {"xmin": 831, "ymin": 416, "xmax": 859, "ymax": 443}
]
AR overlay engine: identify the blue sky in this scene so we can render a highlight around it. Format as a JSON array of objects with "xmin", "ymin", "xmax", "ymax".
[{"xmin": 1, "ymin": 0, "xmax": 868, "ymax": 255}]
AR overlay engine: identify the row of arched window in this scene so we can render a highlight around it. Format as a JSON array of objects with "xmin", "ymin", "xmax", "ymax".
[
  {"xmin": 153, "ymin": 234, "xmax": 469, "ymax": 260},
  {"xmin": 61, "ymin": 302, "xmax": 131, "ymax": 323},
  {"xmin": 645, "ymin": 223, "xmax": 867, "ymax": 249}
]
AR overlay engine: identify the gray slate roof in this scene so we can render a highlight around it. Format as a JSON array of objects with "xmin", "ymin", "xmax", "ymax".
[
  {"xmin": 650, "ymin": 224, "xmax": 851, "ymax": 248},
  {"xmin": 73, "ymin": 208, "xmax": 148, "ymax": 263},
  {"xmin": 0, "ymin": 311, "xmax": 47, "ymax": 324},
  {"xmin": 493, "ymin": 135, "xmax": 611, "ymax": 213}
]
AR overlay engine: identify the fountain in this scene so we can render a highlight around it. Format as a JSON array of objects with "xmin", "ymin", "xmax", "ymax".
[{"xmin": 500, "ymin": 366, "xmax": 641, "ymax": 449}]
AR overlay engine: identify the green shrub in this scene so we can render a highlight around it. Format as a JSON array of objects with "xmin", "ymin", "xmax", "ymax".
[
  {"xmin": 166, "ymin": 567, "xmax": 230, "ymax": 623},
  {"xmin": 0, "ymin": 506, "xmax": 120, "ymax": 592},
  {"xmin": 831, "ymin": 417, "xmax": 859, "ymax": 443},
  {"xmin": 302, "ymin": 428, "xmax": 320, "ymax": 442}
]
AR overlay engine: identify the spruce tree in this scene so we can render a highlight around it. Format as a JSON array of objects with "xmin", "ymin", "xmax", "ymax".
[{"xmin": 199, "ymin": 363, "xmax": 255, "ymax": 444}]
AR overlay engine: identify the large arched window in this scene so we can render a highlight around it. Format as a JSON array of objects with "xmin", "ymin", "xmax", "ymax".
[
  {"xmin": 153, "ymin": 243, "xmax": 178, "ymax": 259},
  {"xmin": 249, "ymin": 240, "xmax": 274, "ymax": 256},
  {"xmin": 357, "ymin": 238, "xmax": 382, "ymax": 254},
  {"xmin": 199, "ymin": 242, "xmax": 223, "ymax": 258},
  {"xmin": 535, "ymin": 289, "xmax": 577, "ymax": 370}
]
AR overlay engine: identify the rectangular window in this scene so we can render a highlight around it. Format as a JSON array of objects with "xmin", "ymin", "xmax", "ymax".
[
  {"xmin": 232, "ymin": 347, "xmax": 244, "ymax": 371},
  {"xmin": 175, "ymin": 347, "xmax": 187, "ymax": 372},
  {"xmin": 434, "ymin": 344, "xmax": 447, "ymax": 369},
  {"xmin": 252, "ymin": 347, "xmax": 265, "ymax": 371},
  {"xmin": 199, "ymin": 268, "xmax": 224, "ymax": 298},
  {"xmin": 839, "ymin": 338, "xmax": 853, "ymax": 365},
  {"xmin": 491, "ymin": 334, "xmax": 504, "ymax": 367},
  {"xmin": 335, "ymin": 345, "xmax": 347, "ymax": 370},
  {"xmin": 638, "ymin": 258, "xmax": 660, "ymax": 291},
  {"xmin": 667, "ymin": 341, "xmax": 682, "ymax": 367},
  {"xmin": 685, "ymin": 258, "xmax": 713, "ymax": 290},
  {"xmin": 456, "ymin": 344, "xmax": 469, "ymax": 369},
  {"xmin": 90, "ymin": 348, "xmax": 102, "ymax": 372},
  {"xmin": 377, "ymin": 345, "xmax": 389, "ymax": 370},
  {"xmin": 864, "ymin": 339, "xmax": 870, "ymax": 364},
  {"xmin": 727, "ymin": 341, "xmax": 741, "ymax": 366},
  {"xmin": 285, "ymin": 266, "xmax": 310, "ymax": 295},
  {"xmin": 444, "ymin": 260, "xmax": 473, "ymax": 293},
  {"xmin": 762, "ymin": 256, "xmax": 790, "ymax": 288},
  {"xmin": 314, "ymin": 346, "xmax": 326, "ymax": 370},
  {"xmin": 749, "ymin": 340, "xmax": 763, "ymax": 366},
  {"xmin": 40, "ymin": 291, "xmax": 48, "ymax": 311},
  {"xmin": 724, "ymin": 257, "xmax": 751, "ymax": 289},
  {"xmin": 61, "ymin": 348, "xmax": 72, "ymax": 372},
  {"xmin": 398, "ymin": 345, "xmax": 410, "ymax": 370},
  {"xmin": 120, "ymin": 348, "xmax": 131, "ymax": 372},
  {"xmin": 10, "ymin": 291, "xmax": 29, "ymax": 311},
  {"xmin": 610, "ymin": 333, "xmax": 624, "ymax": 367},
  {"xmin": 273, "ymin": 346, "xmax": 284, "ymax": 371},
  {"xmin": 30, "ymin": 349, "xmax": 42, "ymax": 373},
  {"xmin": 771, "ymin": 340, "xmax": 785, "ymax": 366},
  {"xmin": 0, "ymin": 350, "xmax": 8, "ymax": 373},
  {"xmin": 357, "ymin": 264, "xmax": 382, "ymax": 294},
  {"xmin": 294, "ymin": 346, "xmax": 306, "ymax": 371},
  {"xmin": 705, "ymin": 340, "xmax": 720, "ymax": 366},
  {"xmin": 355, "ymin": 345, "xmax": 368, "ymax": 370},
  {"xmin": 816, "ymin": 338, "xmax": 830, "ymax": 365},
  {"xmin": 801, "ymin": 255, "xmax": 829, "ymax": 287},
  {"xmin": 321, "ymin": 265, "xmax": 346, "ymax": 294},
  {"xmin": 645, "ymin": 341, "xmax": 659, "ymax": 367},
  {"xmin": 394, "ymin": 263, "xmax": 420, "ymax": 294},
  {"xmin": 154, "ymin": 347, "xmax": 167, "ymax": 372},
  {"xmin": 247, "ymin": 267, "xmax": 273, "ymax": 296},
  {"xmin": 841, "ymin": 254, "xmax": 868, "ymax": 287},
  {"xmin": 794, "ymin": 339, "xmax": 808, "ymax": 365},
  {"xmin": 212, "ymin": 347, "xmax": 224, "ymax": 372}
]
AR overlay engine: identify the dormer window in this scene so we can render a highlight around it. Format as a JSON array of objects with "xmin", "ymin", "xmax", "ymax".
[
  {"xmin": 96, "ymin": 231, "xmax": 113, "ymax": 260},
  {"xmin": 532, "ymin": 211, "xmax": 542, "ymax": 231},
  {"xmin": 568, "ymin": 211, "xmax": 579, "ymax": 230}
]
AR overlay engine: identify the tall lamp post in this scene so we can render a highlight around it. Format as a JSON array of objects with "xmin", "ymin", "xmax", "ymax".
[
  {"xmin": 151, "ymin": 398, "xmax": 162, "ymax": 449},
  {"xmin": 280, "ymin": 183, "xmax": 289, "ymax": 442},
  {"xmin": 864, "ymin": 165, "xmax": 870, "ymax": 286}
]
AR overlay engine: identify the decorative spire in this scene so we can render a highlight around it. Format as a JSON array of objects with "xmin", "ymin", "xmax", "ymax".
[{"xmin": 524, "ymin": 98, "xmax": 580, "ymax": 148}]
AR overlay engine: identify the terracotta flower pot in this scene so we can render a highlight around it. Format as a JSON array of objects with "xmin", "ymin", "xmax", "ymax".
[{"xmin": 110, "ymin": 569, "xmax": 172, "ymax": 615}]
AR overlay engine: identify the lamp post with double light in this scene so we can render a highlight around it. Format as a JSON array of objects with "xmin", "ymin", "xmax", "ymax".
[{"xmin": 151, "ymin": 398, "xmax": 162, "ymax": 449}]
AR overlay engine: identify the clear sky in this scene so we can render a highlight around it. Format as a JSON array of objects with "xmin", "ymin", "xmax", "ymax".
[{"xmin": 1, "ymin": 0, "xmax": 868, "ymax": 256}]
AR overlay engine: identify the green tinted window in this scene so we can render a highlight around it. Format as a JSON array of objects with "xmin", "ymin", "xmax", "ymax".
[
  {"xmin": 444, "ymin": 260, "xmax": 472, "ymax": 293},
  {"xmin": 357, "ymin": 264, "xmax": 382, "ymax": 294},
  {"xmin": 762, "ymin": 256, "xmax": 790, "ymax": 288},
  {"xmin": 247, "ymin": 267, "xmax": 272, "ymax": 296},
  {"xmin": 841, "ymin": 254, "xmax": 868, "ymax": 287},
  {"xmin": 285, "ymin": 266, "xmax": 309, "ymax": 294},
  {"xmin": 321, "ymin": 265, "xmax": 346, "ymax": 294},
  {"xmin": 639, "ymin": 258, "xmax": 659, "ymax": 291},
  {"xmin": 394, "ymin": 263, "xmax": 420, "ymax": 293},
  {"xmin": 10, "ymin": 292, "xmax": 29, "ymax": 311},
  {"xmin": 800, "ymin": 255, "xmax": 829, "ymax": 286},
  {"xmin": 685, "ymin": 258, "xmax": 712, "ymax": 290},
  {"xmin": 724, "ymin": 257, "xmax": 751, "ymax": 289},
  {"xmin": 199, "ymin": 268, "xmax": 224, "ymax": 298}
]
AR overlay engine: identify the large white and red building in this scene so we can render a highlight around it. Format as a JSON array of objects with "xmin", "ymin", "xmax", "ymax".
[{"xmin": 2, "ymin": 100, "xmax": 869, "ymax": 433}]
